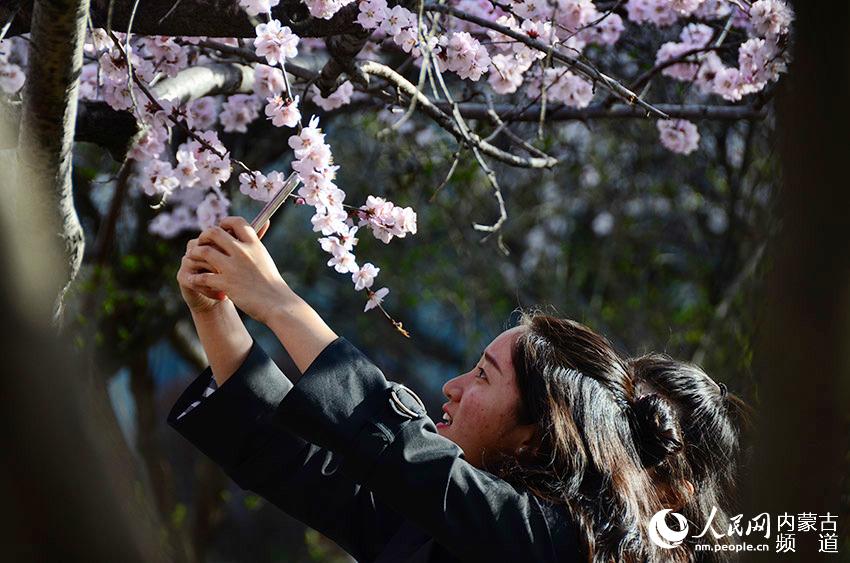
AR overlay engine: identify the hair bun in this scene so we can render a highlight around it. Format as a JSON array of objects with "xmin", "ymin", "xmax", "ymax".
[{"xmin": 631, "ymin": 394, "xmax": 684, "ymax": 467}]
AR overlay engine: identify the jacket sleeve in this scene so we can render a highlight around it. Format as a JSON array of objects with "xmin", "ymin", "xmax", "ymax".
[
  {"xmin": 166, "ymin": 340, "xmax": 403, "ymax": 562},
  {"xmin": 274, "ymin": 337, "xmax": 581, "ymax": 562}
]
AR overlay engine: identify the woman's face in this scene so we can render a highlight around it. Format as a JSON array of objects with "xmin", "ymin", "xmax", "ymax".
[{"xmin": 438, "ymin": 326, "xmax": 536, "ymax": 467}]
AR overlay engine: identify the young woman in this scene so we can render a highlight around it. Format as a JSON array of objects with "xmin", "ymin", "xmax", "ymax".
[
  {"xmin": 169, "ymin": 216, "xmax": 685, "ymax": 562},
  {"xmin": 628, "ymin": 354, "xmax": 751, "ymax": 561}
]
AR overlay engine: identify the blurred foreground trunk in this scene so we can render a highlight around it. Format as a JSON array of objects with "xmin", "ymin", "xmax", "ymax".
[
  {"xmin": 749, "ymin": 1, "xmax": 850, "ymax": 560},
  {"xmin": 0, "ymin": 167, "xmax": 167, "ymax": 562}
]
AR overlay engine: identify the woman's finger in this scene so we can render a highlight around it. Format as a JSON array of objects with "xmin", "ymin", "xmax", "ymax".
[
  {"xmin": 187, "ymin": 244, "xmax": 228, "ymax": 271},
  {"xmin": 219, "ymin": 216, "xmax": 257, "ymax": 244},
  {"xmin": 257, "ymin": 220, "xmax": 271, "ymax": 240},
  {"xmin": 182, "ymin": 255, "xmax": 218, "ymax": 274},
  {"xmin": 195, "ymin": 282, "xmax": 226, "ymax": 301},
  {"xmin": 187, "ymin": 272, "xmax": 223, "ymax": 291},
  {"xmin": 198, "ymin": 226, "xmax": 240, "ymax": 255}
]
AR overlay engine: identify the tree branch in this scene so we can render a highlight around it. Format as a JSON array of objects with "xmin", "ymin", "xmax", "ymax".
[
  {"xmin": 191, "ymin": 39, "xmax": 316, "ymax": 81},
  {"xmin": 6, "ymin": 0, "xmax": 361, "ymax": 38},
  {"xmin": 359, "ymin": 60, "xmax": 558, "ymax": 169},
  {"xmin": 4, "ymin": 61, "xmax": 261, "ymax": 159},
  {"xmin": 16, "ymin": 0, "xmax": 91, "ymax": 321},
  {"xmin": 445, "ymin": 102, "xmax": 767, "ymax": 121}
]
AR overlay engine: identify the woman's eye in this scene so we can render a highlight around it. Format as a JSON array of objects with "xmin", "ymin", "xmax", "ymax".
[{"xmin": 476, "ymin": 367, "xmax": 488, "ymax": 381}]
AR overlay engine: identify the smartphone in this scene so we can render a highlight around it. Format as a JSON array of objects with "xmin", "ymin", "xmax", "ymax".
[{"xmin": 250, "ymin": 171, "xmax": 301, "ymax": 231}]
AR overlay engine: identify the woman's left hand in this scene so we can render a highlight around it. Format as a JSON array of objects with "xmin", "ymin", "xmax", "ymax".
[{"xmin": 184, "ymin": 216, "xmax": 293, "ymax": 325}]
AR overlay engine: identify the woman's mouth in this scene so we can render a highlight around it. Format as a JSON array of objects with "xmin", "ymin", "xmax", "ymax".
[{"xmin": 436, "ymin": 410, "xmax": 453, "ymax": 429}]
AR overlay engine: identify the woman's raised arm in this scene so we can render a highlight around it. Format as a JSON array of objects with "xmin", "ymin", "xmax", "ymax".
[
  {"xmin": 184, "ymin": 216, "xmax": 337, "ymax": 374},
  {"xmin": 176, "ymin": 237, "xmax": 253, "ymax": 387}
]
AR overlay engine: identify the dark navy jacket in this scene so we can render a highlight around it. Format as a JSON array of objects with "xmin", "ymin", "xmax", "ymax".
[{"xmin": 167, "ymin": 337, "xmax": 582, "ymax": 562}]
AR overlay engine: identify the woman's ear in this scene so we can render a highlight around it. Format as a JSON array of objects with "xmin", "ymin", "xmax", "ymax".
[{"xmin": 512, "ymin": 423, "xmax": 540, "ymax": 459}]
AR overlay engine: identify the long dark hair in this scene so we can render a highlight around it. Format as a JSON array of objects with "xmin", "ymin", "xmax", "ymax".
[
  {"xmin": 628, "ymin": 353, "xmax": 751, "ymax": 562},
  {"xmin": 499, "ymin": 313, "xmax": 680, "ymax": 563}
]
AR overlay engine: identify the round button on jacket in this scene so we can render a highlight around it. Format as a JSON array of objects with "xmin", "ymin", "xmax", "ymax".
[{"xmin": 388, "ymin": 384, "xmax": 427, "ymax": 419}]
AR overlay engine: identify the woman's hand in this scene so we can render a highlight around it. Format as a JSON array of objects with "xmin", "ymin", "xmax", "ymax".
[
  {"xmin": 177, "ymin": 238, "xmax": 225, "ymax": 314},
  {"xmin": 183, "ymin": 217, "xmax": 290, "ymax": 324},
  {"xmin": 177, "ymin": 220, "xmax": 270, "ymax": 315}
]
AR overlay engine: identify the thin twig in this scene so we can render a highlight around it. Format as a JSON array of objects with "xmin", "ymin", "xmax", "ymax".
[
  {"xmin": 366, "ymin": 288, "xmax": 411, "ymax": 338},
  {"xmin": 426, "ymin": 44, "xmax": 509, "ymax": 248},
  {"xmin": 430, "ymin": 149, "xmax": 461, "ymax": 202},
  {"xmin": 123, "ymin": 0, "xmax": 143, "ymax": 112},
  {"xmin": 482, "ymin": 94, "xmax": 552, "ymax": 160},
  {"xmin": 157, "ymin": 0, "xmax": 184, "ymax": 24},
  {"xmin": 379, "ymin": 0, "xmax": 435, "ymax": 137},
  {"xmin": 0, "ymin": 0, "xmax": 20, "ymax": 42}
]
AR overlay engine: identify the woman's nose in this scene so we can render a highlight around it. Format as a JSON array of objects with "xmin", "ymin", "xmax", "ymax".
[{"xmin": 442, "ymin": 373, "xmax": 465, "ymax": 401}]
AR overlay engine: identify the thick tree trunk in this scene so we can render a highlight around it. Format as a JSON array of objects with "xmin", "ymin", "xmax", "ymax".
[
  {"xmin": 16, "ymin": 0, "xmax": 90, "ymax": 322},
  {"xmin": 749, "ymin": 1, "xmax": 850, "ymax": 560}
]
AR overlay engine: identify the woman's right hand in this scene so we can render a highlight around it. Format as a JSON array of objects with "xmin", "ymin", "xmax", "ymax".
[
  {"xmin": 177, "ymin": 238, "xmax": 227, "ymax": 313},
  {"xmin": 177, "ymin": 220, "xmax": 270, "ymax": 314}
]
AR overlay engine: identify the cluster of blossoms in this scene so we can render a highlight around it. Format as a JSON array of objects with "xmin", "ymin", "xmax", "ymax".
[
  {"xmin": 657, "ymin": 119, "xmax": 700, "ymax": 155},
  {"xmin": 310, "ymin": 81, "xmax": 355, "ymax": 111},
  {"xmin": 642, "ymin": 0, "xmax": 793, "ymax": 154},
  {"xmin": 238, "ymin": 170, "xmax": 289, "ymax": 202},
  {"xmin": 357, "ymin": 0, "xmax": 617, "ymax": 95},
  {"xmin": 234, "ymin": 0, "xmax": 417, "ymax": 306},
  {"xmin": 653, "ymin": 9, "xmax": 790, "ymax": 103},
  {"xmin": 437, "ymin": 31, "xmax": 492, "ymax": 81},
  {"xmin": 72, "ymin": 25, "xmax": 235, "ymax": 234},
  {"xmin": 626, "ymin": 0, "xmax": 734, "ymax": 27},
  {"xmin": 254, "ymin": 20, "xmax": 299, "ymax": 66},
  {"xmin": 358, "ymin": 195, "xmax": 418, "ymax": 245},
  {"xmin": 358, "ymin": 2, "xmax": 434, "ymax": 60},
  {"xmin": 284, "ymin": 116, "xmax": 417, "ymax": 303},
  {"xmin": 524, "ymin": 68, "xmax": 595, "ymax": 108},
  {"xmin": 220, "ymin": 94, "xmax": 262, "ymax": 133}
]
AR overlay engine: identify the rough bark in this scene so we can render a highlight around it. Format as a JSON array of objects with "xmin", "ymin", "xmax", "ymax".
[
  {"xmin": 16, "ymin": 0, "xmax": 90, "ymax": 321},
  {"xmin": 747, "ymin": 2, "xmax": 850, "ymax": 560},
  {"xmin": 314, "ymin": 21, "xmax": 372, "ymax": 95}
]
